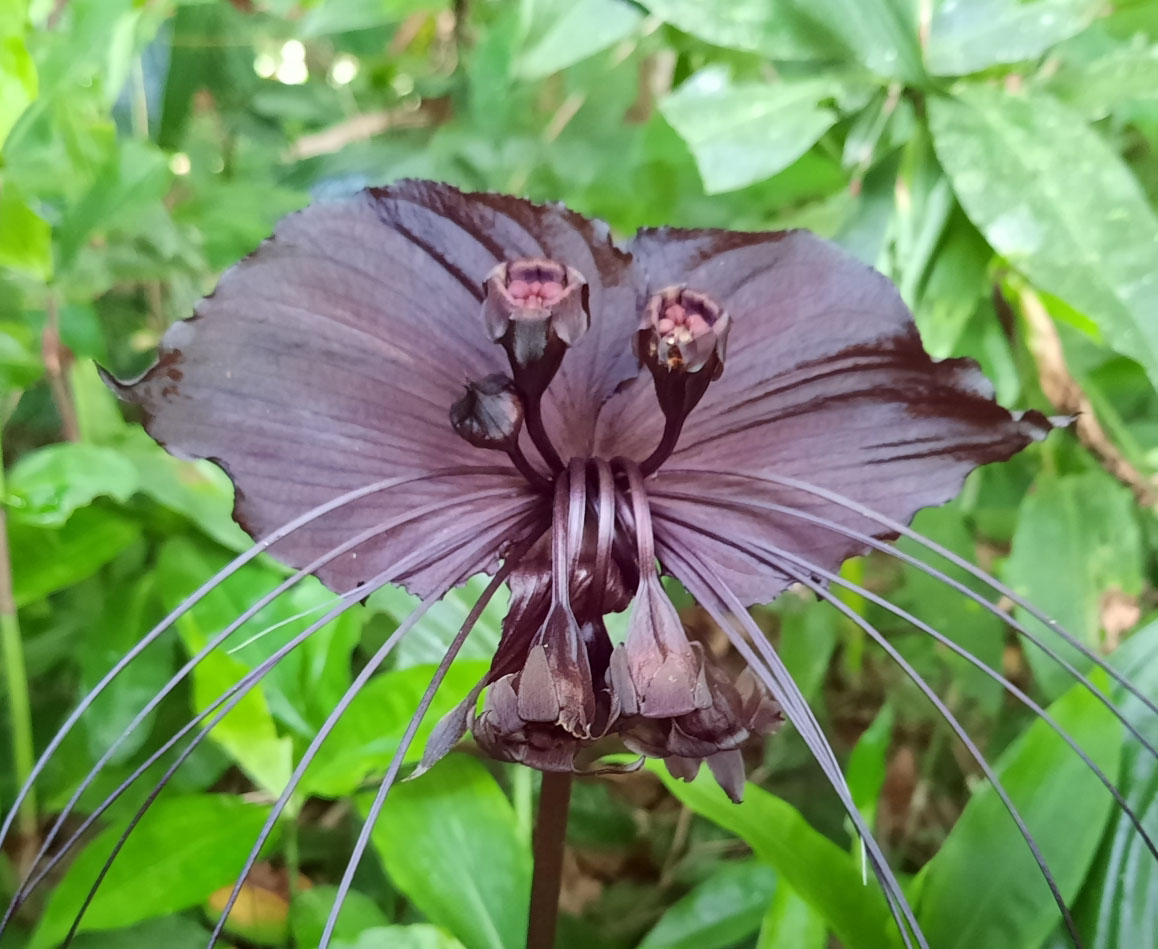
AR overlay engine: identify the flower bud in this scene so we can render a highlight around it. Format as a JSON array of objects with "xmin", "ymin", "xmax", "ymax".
[{"xmin": 449, "ymin": 373, "xmax": 524, "ymax": 450}]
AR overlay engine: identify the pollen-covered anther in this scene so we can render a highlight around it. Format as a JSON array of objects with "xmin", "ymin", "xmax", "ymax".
[
  {"xmin": 637, "ymin": 286, "xmax": 731, "ymax": 378},
  {"xmin": 448, "ymin": 373, "xmax": 524, "ymax": 450}
]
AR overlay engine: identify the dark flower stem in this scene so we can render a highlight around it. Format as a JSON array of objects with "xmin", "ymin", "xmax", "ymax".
[
  {"xmin": 524, "ymin": 398, "xmax": 564, "ymax": 474},
  {"xmin": 640, "ymin": 414, "xmax": 685, "ymax": 476},
  {"xmin": 526, "ymin": 771, "xmax": 573, "ymax": 949}
]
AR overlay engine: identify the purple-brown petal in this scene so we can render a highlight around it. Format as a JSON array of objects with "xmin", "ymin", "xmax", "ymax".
[{"xmin": 603, "ymin": 227, "xmax": 1055, "ymax": 605}]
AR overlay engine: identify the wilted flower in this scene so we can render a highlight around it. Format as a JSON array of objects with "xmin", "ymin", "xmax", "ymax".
[{"xmin": 3, "ymin": 181, "xmax": 1155, "ymax": 949}]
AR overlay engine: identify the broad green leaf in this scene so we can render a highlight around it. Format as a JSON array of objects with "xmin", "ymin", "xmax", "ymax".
[
  {"xmin": 1003, "ymin": 472, "xmax": 1143, "ymax": 698},
  {"xmin": 31, "ymin": 795, "xmax": 274, "ymax": 948},
  {"xmin": 335, "ymin": 926, "xmax": 466, "ymax": 949},
  {"xmin": 370, "ymin": 575, "xmax": 506, "ymax": 669},
  {"xmin": 0, "ymin": 183, "xmax": 50, "ymax": 278},
  {"xmin": 1045, "ymin": 42, "xmax": 1158, "ymax": 118},
  {"xmin": 71, "ymin": 916, "xmax": 210, "ymax": 948},
  {"xmin": 366, "ymin": 755, "xmax": 530, "ymax": 949},
  {"xmin": 640, "ymin": 859, "xmax": 776, "ymax": 948},
  {"xmin": 0, "ymin": 323, "xmax": 42, "ymax": 393},
  {"xmin": 641, "ymin": 0, "xmax": 835, "ymax": 60},
  {"xmin": 80, "ymin": 575, "xmax": 171, "ymax": 763},
  {"xmin": 304, "ymin": 660, "xmax": 490, "ymax": 797},
  {"xmin": 1074, "ymin": 619, "xmax": 1158, "ymax": 949},
  {"xmin": 651, "ymin": 763, "xmax": 896, "ymax": 949},
  {"xmin": 929, "ymin": 87, "xmax": 1158, "ymax": 390},
  {"xmin": 7, "ymin": 443, "xmax": 138, "ymax": 526},
  {"xmin": 0, "ymin": 27, "xmax": 36, "ymax": 149},
  {"xmin": 913, "ymin": 670, "xmax": 1124, "ymax": 949},
  {"xmin": 115, "ymin": 427, "xmax": 250, "ymax": 552},
  {"xmin": 757, "ymin": 881, "xmax": 827, "ymax": 949},
  {"xmin": 10, "ymin": 506, "xmax": 139, "ymax": 607},
  {"xmin": 794, "ymin": 0, "xmax": 924, "ymax": 83},
  {"xmin": 926, "ymin": 0, "xmax": 1102, "ymax": 76},
  {"xmin": 660, "ymin": 68, "xmax": 845, "ymax": 194},
  {"xmin": 292, "ymin": 885, "xmax": 391, "ymax": 949},
  {"xmin": 846, "ymin": 703, "xmax": 894, "ymax": 827},
  {"xmin": 516, "ymin": 0, "xmax": 645, "ymax": 79}
]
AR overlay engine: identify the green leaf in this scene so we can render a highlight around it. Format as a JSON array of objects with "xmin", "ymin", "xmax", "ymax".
[
  {"xmin": 7, "ymin": 443, "xmax": 138, "ymax": 526},
  {"xmin": 1003, "ymin": 472, "xmax": 1143, "ymax": 698},
  {"xmin": 156, "ymin": 539, "xmax": 297, "ymax": 797},
  {"xmin": 0, "ymin": 323, "xmax": 43, "ymax": 394},
  {"xmin": 335, "ymin": 926, "xmax": 467, "ymax": 949},
  {"xmin": 929, "ymin": 87, "xmax": 1158, "ymax": 390},
  {"xmin": 304, "ymin": 660, "xmax": 490, "ymax": 798},
  {"xmin": 292, "ymin": 885, "xmax": 391, "ymax": 949},
  {"xmin": 660, "ymin": 68, "xmax": 845, "ymax": 194},
  {"xmin": 115, "ymin": 427, "xmax": 250, "ymax": 552},
  {"xmin": 1073, "ymin": 619, "xmax": 1158, "ymax": 949},
  {"xmin": 516, "ymin": 0, "xmax": 645, "ymax": 79},
  {"xmin": 913, "ymin": 670, "xmax": 1125, "ymax": 949},
  {"xmin": 846, "ymin": 703, "xmax": 894, "ymax": 827},
  {"xmin": 365, "ymin": 755, "xmax": 530, "ymax": 949},
  {"xmin": 651, "ymin": 763, "xmax": 896, "ymax": 949},
  {"xmin": 757, "ymin": 881, "xmax": 827, "ymax": 949},
  {"xmin": 0, "ymin": 183, "xmax": 50, "ymax": 278},
  {"xmin": 926, "ymin": 0, "xmax": 1102, "ymax": 76},
  {"xmin": 370, "ymin": 575, "xmax": 506, "ymax": 669},
  {"xmin": 1045, "ymin": 43, "xmax": 1158, "ymax": 119},
  {"xmin": 641, "ymin": 0, "xmax": 834, "ymax": 60},
  {"xmin": 10, "ymin": 506, "xmax": 139, "ymax": 607},
  {"xmin": 71, "ymin": 916, "xmax": 211, "ymax": 949},
  {"xmin": 31, "ymin": 795, "xmax": 273, "ymax": 948},
  {"xmin": 0, "ymin": 28, "xmax": 37, "ymax": 149},
  {"xmin": 640, "ymin": 859, "xmax": 776, "ymax": 949}
]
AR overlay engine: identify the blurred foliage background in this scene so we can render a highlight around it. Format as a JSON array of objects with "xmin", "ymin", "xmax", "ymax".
[{"xmin": 2, "ymin": 0, "xmax": 1158, "ymax": 947}]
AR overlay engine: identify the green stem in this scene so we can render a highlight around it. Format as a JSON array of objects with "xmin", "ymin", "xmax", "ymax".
[{"xmin": 0, "ymin": 419, "xmax": 37, "ymax": 853}]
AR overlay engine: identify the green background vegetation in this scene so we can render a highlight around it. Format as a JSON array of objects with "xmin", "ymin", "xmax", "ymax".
[{"xmin": 2, "ymin": 0, "xmax": 1158, "ymax": 947}]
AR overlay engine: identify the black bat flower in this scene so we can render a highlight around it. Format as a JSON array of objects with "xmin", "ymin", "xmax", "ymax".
[{"xmin": 2, "ymin": 182, "xmax": 1155, "ymax": 949}]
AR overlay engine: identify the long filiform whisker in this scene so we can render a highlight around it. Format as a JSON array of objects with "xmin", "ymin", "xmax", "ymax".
[
  {"xmin": 6, "ymin": 485, "xmax": 524, "ymax": 922},
  {"xmin": 656, "ymin": 541, "xmax": 926, "ymax": 949},
  {"xmin": 657, "ymin": 511, "xmax": 1084, "ymax": 946},
  {"xmin": 6, "ymin": 504, "xmax": 535, "ymax": 944},
  {"xmin": 649, "ymin": 486, "xmax": 1158, "ymax": 766},
  {"xmin": 650, "ymin": 489, "xmax": 1158, "ymax": 863},
  {"xmin": 661, "ymin": 468, "xmax": 1158, "ymax": 721},
  {"xmin": 318, "ymin": 530, "xmax": 543, "ymax": 948},
  {"xmin": 0, "ymin": 466, "xmax": 516, "ymax": 858},
  {"xmin": 204, "ymin": 509, "xmax": 540, "ymax": 949}
]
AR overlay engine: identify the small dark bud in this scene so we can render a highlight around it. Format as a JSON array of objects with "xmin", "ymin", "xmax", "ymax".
[
  {"xmin": 635, "ymin": 286, "xmax": 730, "ymax": 378},
  {"xmin": 482, "ymin": 258, "xmax": 590, "ymax": 397},
  {"xmin": 449, "ymin": 373, "xmax": 524, "ymax": 450}
]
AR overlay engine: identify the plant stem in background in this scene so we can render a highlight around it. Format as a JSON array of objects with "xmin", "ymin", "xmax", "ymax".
[
  {"xmin": 525, "ymin": 771, "xmax": 572, "ymax": 949},
  {"xmin": 0, "ymin": 420, "xmax": 37, "ymax": 868}
]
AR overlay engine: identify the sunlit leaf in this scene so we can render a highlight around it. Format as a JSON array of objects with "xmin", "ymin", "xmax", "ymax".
[
  {"xmin": 929, "ymin": 86, "xmax": 1158, "ymax": 390},
  {"xmin": 335, "ymin": 925, "xmax": 466, "ymax": 949},
  {"xmin": 640, "ymin": 859, "xmax": 776, "ymax": 948},
  {"xmin": 913, "ymin": 669, "xmax": 1124, "ymax": 949},
  {"xmin": 304, "ymin": 660, "xmax": 490, "ymax": 797},
  {"xmin": 292, "ymin": 885, "xmax": 391, "ymax": 949},
  {"xmin": 1045, "ymin": 42, "xmax": 1158, "ymax": 118},
  {"xmin": 1074, "ymin": 620, "xmax": 1158, "ymax": 949},
  {"xmin": 926, "ymin": 0, "xmax": 1103, "ymax": 75},
  {"xmin": 757, "ymin": 881, "xmax": 828, "ymax": 949},
  {"xmin": 651, "ymin": 763, "xmax": 896, "ymax": 949},
  {"xmin": 365, "ymin": 755, "xmax": 530, "ymax": 949},
  {"xmin": 7, "ymin": 442, "xmax": 138, "ymax": 526},
  {"xmin": 0, "ymin": 21, "xmax": 37, "ymax": 149},
  {"xmin": 1003, "ymin": 472, "xmax": 1143, "ymax": 698},
  {"xmin": 516, "ymin": 0, "xmax": 645, "ymax": 79},
  {"xmin": 31, "ymin": 795, "xmax": 274, "ymax": 948},
  {"xmin": 660, "ymin": 68, "xmax": 846, "ymax": 194},
  {"xmin": 0, "ymin": 183, "xmax": 50, "ymax": 278}
]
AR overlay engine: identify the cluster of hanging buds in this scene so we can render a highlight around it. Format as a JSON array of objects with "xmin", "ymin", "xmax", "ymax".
[{"xmin": 6, "ymin": 181, "xmax": 1152, "ymax": 949}]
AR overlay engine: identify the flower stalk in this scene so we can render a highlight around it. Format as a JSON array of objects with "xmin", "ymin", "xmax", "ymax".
[{"xmin": 526, "ymin": 770, "xmax": 573, "ymax": 949}]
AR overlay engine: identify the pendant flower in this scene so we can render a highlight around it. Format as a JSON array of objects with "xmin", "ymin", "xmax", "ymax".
[{"xmin": 11, "ymin": 181, "xmax": 1155, "ymax": 949}]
